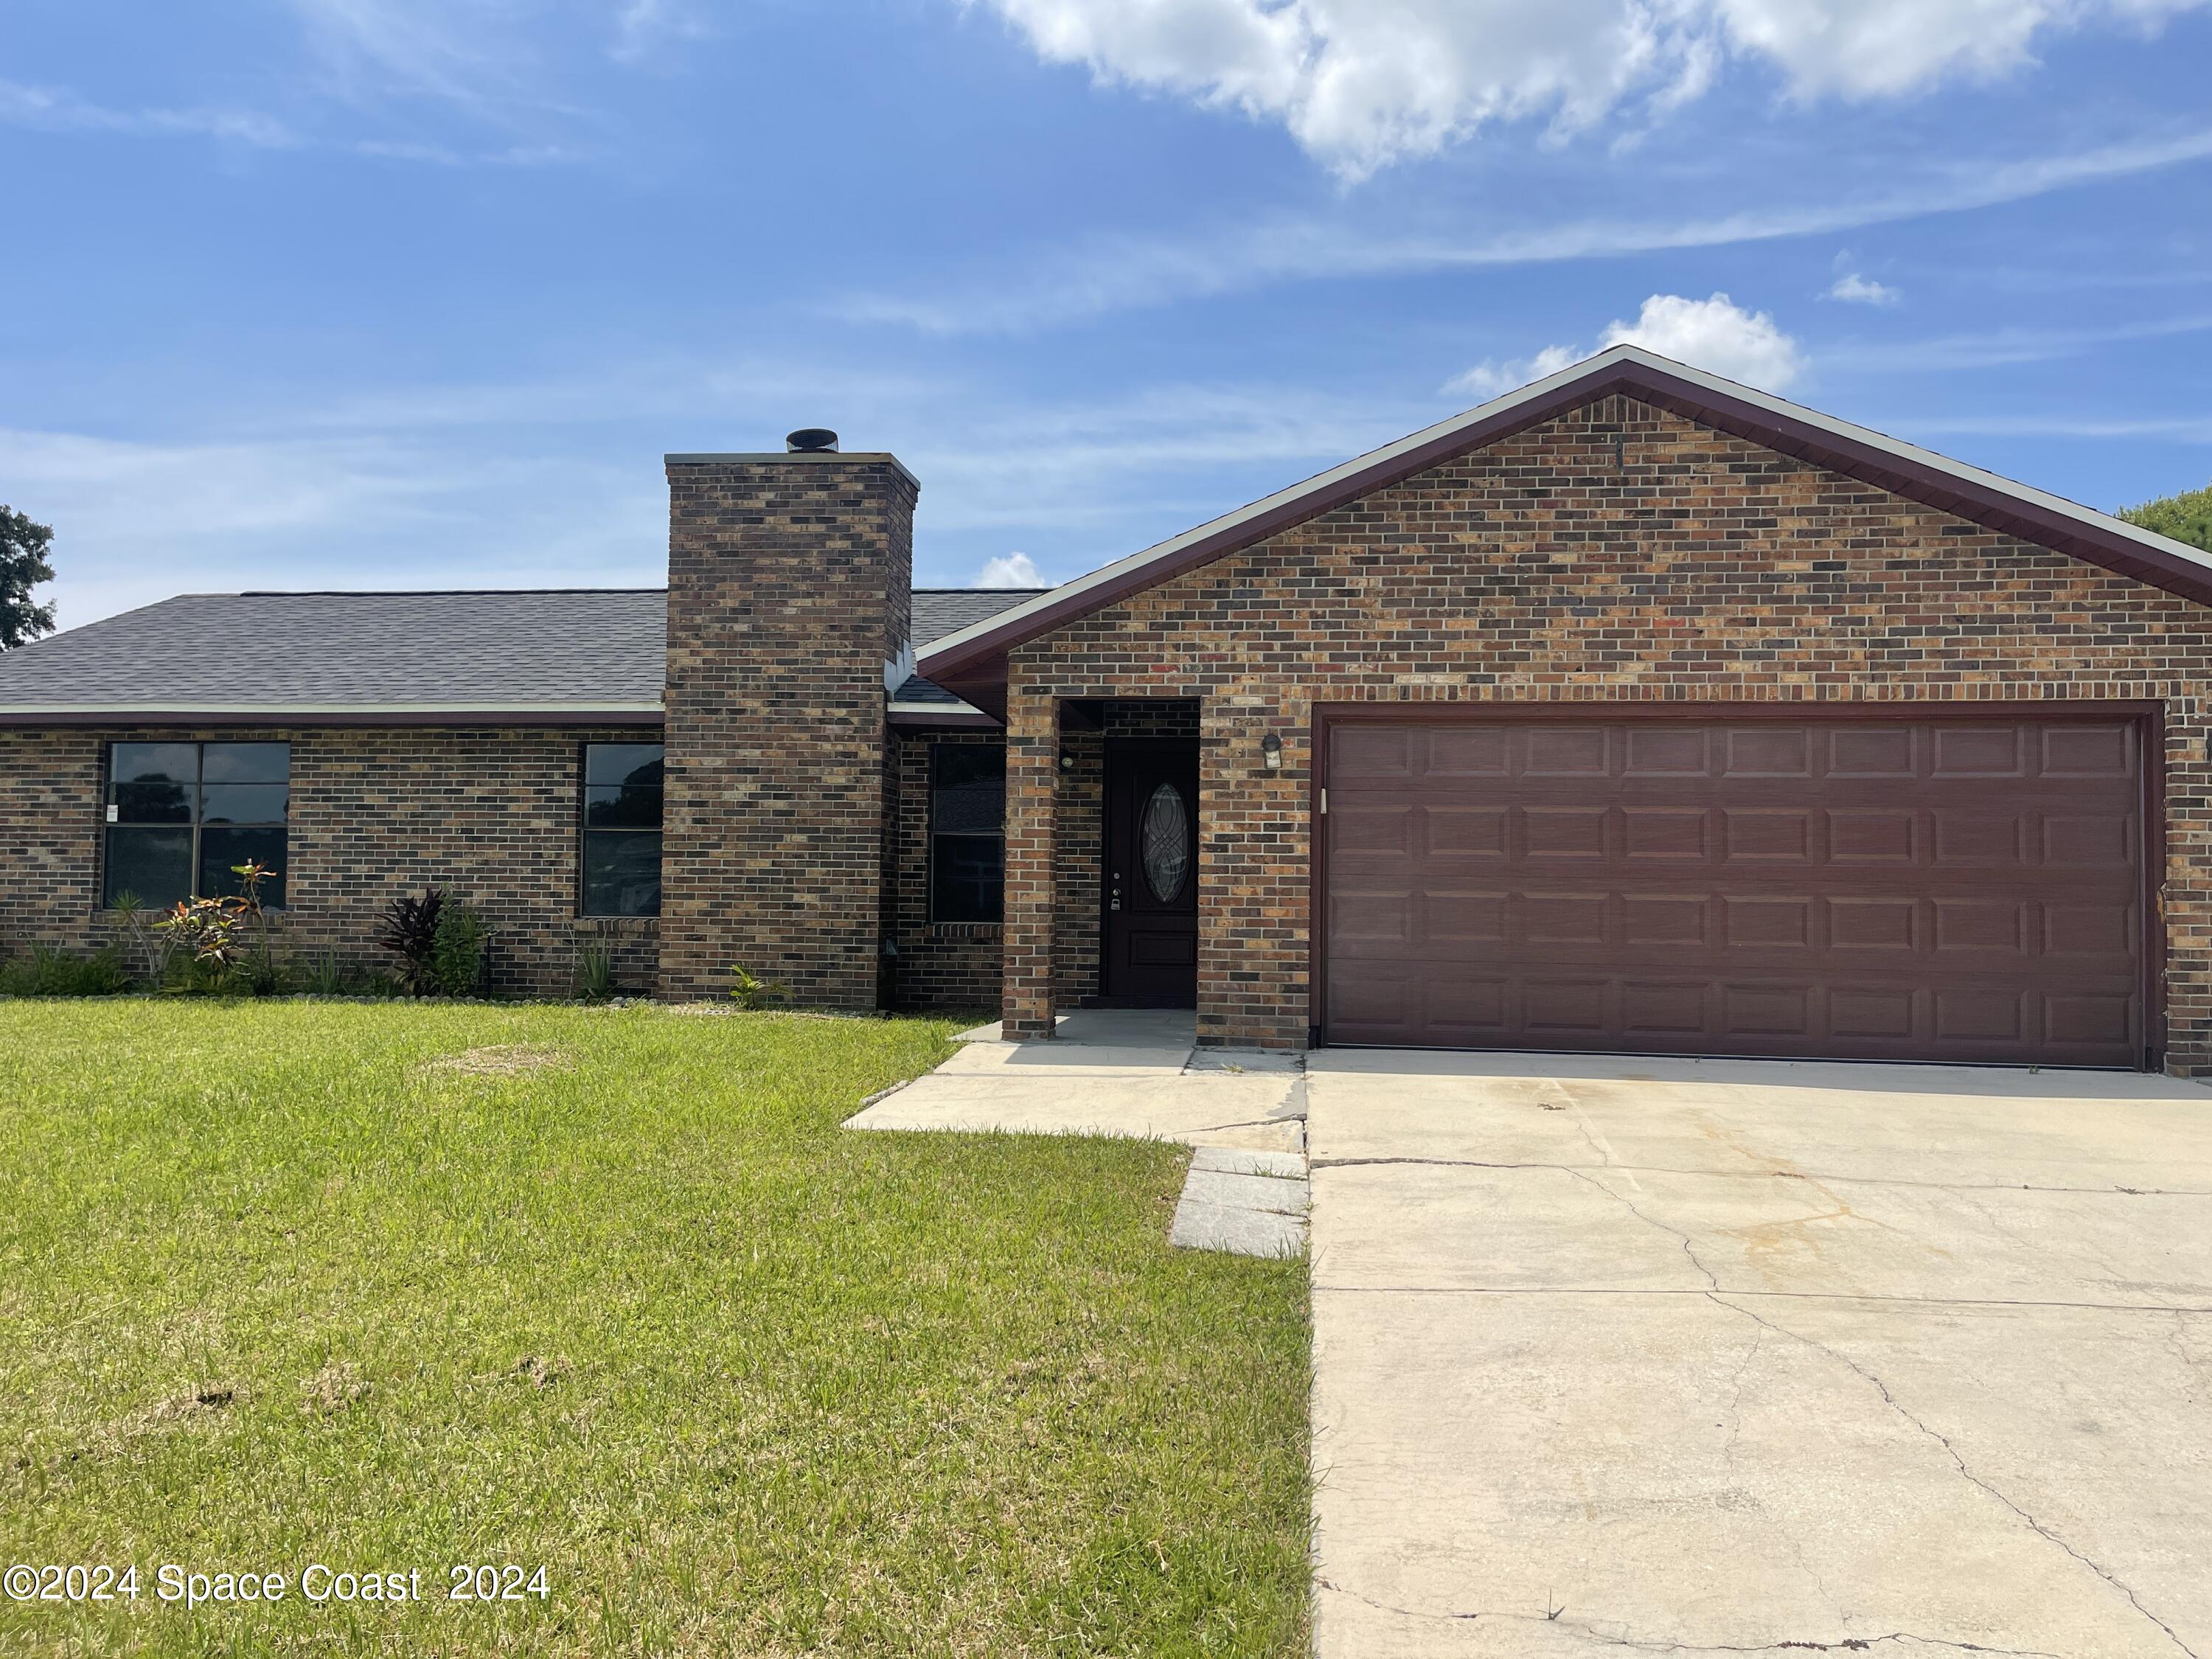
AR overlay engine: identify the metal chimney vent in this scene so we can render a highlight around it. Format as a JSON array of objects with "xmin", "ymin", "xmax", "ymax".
[{"xmin": 785, "ymin": 428, "xmax": 839, "ymax": 453}]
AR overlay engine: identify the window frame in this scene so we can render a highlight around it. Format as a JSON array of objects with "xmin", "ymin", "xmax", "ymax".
[
  {"xmin": 926, "ymin": 739, "xmax": 1006, "ymax": 927},
  {"xmin": 577, "ymin": 740, "xmax": 664, "ymax": 918},
  {"xmin": 101, "ymin": 740, "xmax": 291, "ymax": 911}
]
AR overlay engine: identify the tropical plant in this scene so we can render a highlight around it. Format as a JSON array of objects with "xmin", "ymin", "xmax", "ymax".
[
  {"xmin": 156, "ymin": 860, "xmax": 278, "ymax": 990},
  {"xmin": 726, "ymin": 963, "xmax": 788, "ymax": 1011},
  {"xmin": 376, "ymin": 886, "xmax": 447, "ymax": 995},
  {"xmin": 574, "ymin": 943, "xmax": 616, "ymax": 1003},
  {"xmin": 428, "ymin": 901, "xmax": 491, "ymax": 998}
]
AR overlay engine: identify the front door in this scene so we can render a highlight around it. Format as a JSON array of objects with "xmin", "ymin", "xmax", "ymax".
[{"xmin": 1102, "ymin": 738, "xmax": 1199, "ymax": 1007}]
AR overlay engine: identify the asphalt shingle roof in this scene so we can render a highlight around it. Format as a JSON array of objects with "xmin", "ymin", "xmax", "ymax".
[{"xmin": 0, "ymin": 587, "xmax": 1046, "ymax": 714}]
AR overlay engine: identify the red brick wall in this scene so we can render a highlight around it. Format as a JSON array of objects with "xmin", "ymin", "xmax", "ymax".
[
  {"xmin": 1000, "ymin": 396, "xmax": 2212, "ymax": 1071},
  {"xmin": 0, "ymin": 724, "xmax": 661, "ymax": 996},
  {"xmin": 659, "ymin": 454, "xmax": 916, "ymax": 1005}
]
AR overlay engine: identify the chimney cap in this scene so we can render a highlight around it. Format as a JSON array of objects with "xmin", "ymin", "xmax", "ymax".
[{"xmin": 785, "ymin": 427, "xmax": 839, "ymax": 453}]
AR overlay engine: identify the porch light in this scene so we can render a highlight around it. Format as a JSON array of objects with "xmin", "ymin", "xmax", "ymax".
[
  {"xmin": 1058, "ymin": 748, "xmax": 1077, "ymax": 771},
  {"xmin": 1261, "ymin": 733, "xmax": 1283, "ymax": 770}
]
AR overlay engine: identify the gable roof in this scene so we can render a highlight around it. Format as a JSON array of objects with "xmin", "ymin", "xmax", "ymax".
[
  {"xmin": 0, "ymin": 586, "xmax": 1039, "ymax": 723},
  {"xmin": 915, "ymin": 344, "xmax": 2212, "ymax": 693}
]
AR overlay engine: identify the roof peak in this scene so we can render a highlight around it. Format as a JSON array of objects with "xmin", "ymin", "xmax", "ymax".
[{"xmin": 917, "ymin": 344, "xmax": 2212, "ymax": 687}]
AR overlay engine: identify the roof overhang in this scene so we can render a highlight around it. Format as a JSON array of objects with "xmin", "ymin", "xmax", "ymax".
[
  {"xmin": 0, "ymin": 702, "xmax": 666, "ymax": 728},
  {"xmin": 916, "ymin": 344, "xmax": 2212, "ymax": 697}
]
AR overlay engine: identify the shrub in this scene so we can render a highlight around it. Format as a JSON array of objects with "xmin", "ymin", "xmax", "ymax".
[
  {"xmin": 574, "ymin": 944, "xmax": 616, "ymax": 1003},
  {"xmin": 107, "ymin": 891, "xmax": 180, "ymax": 987},
  {"xmin": 301, "ymin": 953, "xmax": 347, "ymax": 997},
  {"xmin": 429, "ymin": 902, "xmax": 491, "ymax": 998},
  {"xmin": 0, "ymin": 942, "xmax": 133, "ymax": 998},
  {"xmin": 726, "ymin": 963, "xmax": 787, "ymax": 1011},
  {"xmin": 376, "ymin": 887, "xmax": 447, "ymax": 995},
  {"xmin": 154, "ymin": 859, "xmax": 283, "ymax": 996}
]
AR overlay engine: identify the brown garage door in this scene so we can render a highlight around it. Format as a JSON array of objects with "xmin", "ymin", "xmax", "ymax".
[{"xmin": 1319, "ymin": 712, "xmax": 2148, "ymax": 1067}]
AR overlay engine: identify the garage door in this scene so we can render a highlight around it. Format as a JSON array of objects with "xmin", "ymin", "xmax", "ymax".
[{"xmin": 1319, "ymin": 713, "xmax": 2147, "ymax": 1066}]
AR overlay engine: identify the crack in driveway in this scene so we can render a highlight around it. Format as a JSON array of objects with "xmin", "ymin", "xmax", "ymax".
[
  {"xmin": 1706, "ymin": 1293, "xmax": 2197, "ymax": 1658},
  {"xmin": 1316, "ymin": 1578, "xmax": 2062, "ymax": 1654}
]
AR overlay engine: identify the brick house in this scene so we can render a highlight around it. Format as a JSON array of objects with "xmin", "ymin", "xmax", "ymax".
[{"xmin": 4, "ymin": 347, "xmax": 2209, "ymax": 1074}]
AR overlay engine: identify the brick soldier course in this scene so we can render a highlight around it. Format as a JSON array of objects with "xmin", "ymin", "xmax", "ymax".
[{"xmin": 2, "ymin": 347, "xmax": 2207, "ymax": 1071}]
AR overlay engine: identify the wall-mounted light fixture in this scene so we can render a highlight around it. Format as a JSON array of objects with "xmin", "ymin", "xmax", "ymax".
[
  {"xmin": 1057, "ymin": 748, "xmax": 1077, "ymax": 772},
  {"xmin": 1261, "ymin": 732, "xmax": 1283, "ymax": 771}
]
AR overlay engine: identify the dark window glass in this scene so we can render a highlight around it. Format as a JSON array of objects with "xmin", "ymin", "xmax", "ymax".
[
  {"xmin": 104, "ymin": 829, "xmax": 192, "ymax": 910},
  {"xmin": 582, "ymin": 831, "xmax": 662, "ymax": 917},
  {"xmin": 581, "ymin": 743, "xmax": 663, "ymax": 917},
  {"xmin": 200, "ymin": 783, "xmax": 289, "ymax": 825},
  {"xmin": 104, "ymin": 742, "xmax": 290, "ymax": 908},
  {"xmin": 201, "ymin": 742, "xmax": 290, "ymax": 783},
  {"xmin": 930, "ymin": 743, "xmax": 1006, "ymax": 923},
  {"xmin": 201, "ymin": 827, "xmax": 288, "ymax": 905},
  {"xmin": 109, "ymin": 742, "xmax": 197, "ymax": 825}
]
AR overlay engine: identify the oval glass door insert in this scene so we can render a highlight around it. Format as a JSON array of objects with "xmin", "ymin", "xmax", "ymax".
[{"xmin": 1140, "ymin": 782, "xmax": 1192, "ymax": 902}]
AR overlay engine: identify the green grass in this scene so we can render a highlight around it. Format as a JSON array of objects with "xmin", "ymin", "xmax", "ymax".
[{"xmin": 0, "ymin": 1002, "xmax": 1309, "ymax": 1657}]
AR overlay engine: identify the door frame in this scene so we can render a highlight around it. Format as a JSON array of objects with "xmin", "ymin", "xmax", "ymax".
[{"xmin": 1307, "ymin": 699, "xmax": 2166, "ymax": 1069}]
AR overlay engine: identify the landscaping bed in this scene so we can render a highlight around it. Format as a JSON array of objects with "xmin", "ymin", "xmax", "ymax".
[{"xmin": 0, "ymin": 1002, "xmax": 1309, "ymax": 1656}]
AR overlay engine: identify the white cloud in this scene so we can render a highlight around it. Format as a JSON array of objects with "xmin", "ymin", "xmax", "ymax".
[
  {"xmin": 0, "ymin": 77, "xmax": 296, "ymax": 147},
  {"xmin": 1443, "ymin": 344, "xmax": 1582, "ymax": 400},
  {"xmin": 1445, "ymin": 292, "xmax": 1804, "ymax": 402},
  {"xmin": 1827, "ymin": 271, "xmax": 1902, "ymax": 305},
  {"xmin": 975, "ymin": 0, "xmax": 2210, "ymax": 178},
  {"xmin": 1602, "ymin": 291, "xmax": 1804, "ymax": 389},
  {"xmin": 975, "ymin": 551, "xmax": 1046, "ymax": 587},
  {"xmin": 841, "ymin": 125, "xmax": 2212, "ymax": 334}
]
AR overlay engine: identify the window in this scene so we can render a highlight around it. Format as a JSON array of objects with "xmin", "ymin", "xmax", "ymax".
[
  {"xmin": 929, "ymin": 742, "xmax": 1004, "ymax": 924},
  {"xmin": 104, "ymin": 741, "xmax": 290, "ymax": 909},
  {"xmin": 582, "ymin": 742, "xmax": 663, "ymax": 917}
]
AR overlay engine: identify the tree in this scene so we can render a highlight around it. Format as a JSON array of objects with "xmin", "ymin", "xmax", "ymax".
[
  {"xmin": 2119, "ymin": 481, "xmax": 2212, "ymax": 556},
  {"xmin": 0, "ymin": 505, "xmax": 58, "ymax": 650}
]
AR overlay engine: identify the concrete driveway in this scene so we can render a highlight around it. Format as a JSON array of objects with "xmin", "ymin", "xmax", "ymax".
[{"xmin": 1308, "ymin": 1050, "xmax": 2212, "ymax": 1658}]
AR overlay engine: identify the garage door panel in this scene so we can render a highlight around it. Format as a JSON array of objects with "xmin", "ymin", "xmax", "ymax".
[
  {"xmin": 2042, "ymin": 812, "xmax": 2135, "ymax": 867},
  {"xmin": 1829, "ymin": 809, "xmax": 1918, "ymax": 863},
  {"xmin": 1622, "ymin": 894, "xmax": 1710, "ymax": 947},
  {"xmin": 1826, "ymin": 726, "xmax": 1917, "ymax": 777},
  {"xmin": 1932, "ymin": 726, "xmax": 2028, "ymax": 776},
  {"xmin": 1322, "ymin": 713, "xmax": 2145, "ymax": 1067},
  {"xmin": 1723, "ymin": 727, "xmax": 1812, "ymax": 777},
  {"xmin": 1622, "ymin": 807, "xmax": 1711, "ymax": 859},
  {"xmin": 1523, "ymin": 727, "xmax": 1610, "ymax": 776},
  {"xmin": 1521, "ymin": 805, "xmax": 1610, "ymax": 858},
  {"xmin": 2041, "ymin": 723, "xmax": 2134, "ymax": 777},
  {"xmin": 1423, "ymin": 804, "xmax": 1508, "ymax": 858},
  {"xmin": 1624, "ymin": 727, "xmax": 1711, "ymax": 776},
  {"xmin": 1827, "ymin": 984, "xmax": 1918, "ymax": 1040}
]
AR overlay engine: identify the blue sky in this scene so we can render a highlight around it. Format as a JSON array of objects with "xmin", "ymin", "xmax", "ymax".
[{"xmin": 4, "ymin": 0, "xmax": 2210, "ymax": 629}]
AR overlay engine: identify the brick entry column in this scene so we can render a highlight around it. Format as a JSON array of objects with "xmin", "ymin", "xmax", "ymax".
[{"xmin": 1001, "ymin": 682, "xmax": 1060, "ymax": 1038}]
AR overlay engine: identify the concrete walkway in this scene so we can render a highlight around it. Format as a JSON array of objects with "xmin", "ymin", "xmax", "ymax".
[
  {"xmin": 845, "ymin": 1010, "xmax": 1309, "ymax": 1255},
  {"xmin": 1307, "ymin": 1048, "xmax": 2212, "ymax": 1658}
]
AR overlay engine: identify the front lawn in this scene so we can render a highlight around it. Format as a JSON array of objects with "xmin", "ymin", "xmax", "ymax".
[{"xmin": 0, "ymin": 1002, "xmax": 1309, "ymax": 1656}]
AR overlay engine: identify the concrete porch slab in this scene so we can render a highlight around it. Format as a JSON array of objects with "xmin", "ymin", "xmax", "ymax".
[{"xmin": 846, "ymin": 1071, "xmax": 1299, "ymax": 1145}]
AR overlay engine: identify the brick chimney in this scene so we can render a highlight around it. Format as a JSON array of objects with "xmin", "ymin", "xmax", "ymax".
[{"xmin": 658, "ymin": 438, "xmax": 917, "ymax": 1005}]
